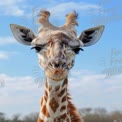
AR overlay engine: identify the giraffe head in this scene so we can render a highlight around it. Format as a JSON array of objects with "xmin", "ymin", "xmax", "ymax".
[{"xmin": 10, "ymin": 10, "xmax": 104, "ymax": 81}]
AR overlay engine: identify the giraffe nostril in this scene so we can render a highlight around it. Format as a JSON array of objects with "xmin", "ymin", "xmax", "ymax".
[
  {"xmin": 62, "ymin": 62, "xmax": 66, "ymax": 68},
  {"xmin": 54, "ymin": 63, "xmax": 60, "ymax": 68},
  {"xmin": 48, "ymin": 62, "xmax": 60, "ymax": 68},
  {"xmin": 48, "ymin": 59, "xmax": 66, "ymax": 69}
]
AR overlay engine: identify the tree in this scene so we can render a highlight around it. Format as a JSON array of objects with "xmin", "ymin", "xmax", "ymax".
[
  {"xmin": 94, "ymin": 108, "xmax": 107, "ymax": 116},
  {"xmin": 0, "ymin": 112, "xmax": 5, "ymax": 122},
  {"xmin": 11, "ymin": 114, "xmax": 22, "ymax": 122},
  {"xmin": 79, "ymin": 108, "xmax": 92, "ymax": 116},
  {"xmin": 23, "ymin": 112, "xmax": 38, "ymax": 122}
]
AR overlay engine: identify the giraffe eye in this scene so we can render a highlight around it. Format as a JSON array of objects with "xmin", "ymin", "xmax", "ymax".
[
  {"xmin": 72, "ymin": 48, "xmax": 84, "ymax": 54},
  {"xmin": 31, "ymin": 46, "xmax": 42, "ymax": 53}
]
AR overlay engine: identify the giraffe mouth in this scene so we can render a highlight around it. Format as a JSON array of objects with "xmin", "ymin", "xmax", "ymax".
[
  {"xmin": 52, "ymin": 68, "xmax": 64, "ymax": 74},
  {"xmin": 47, "ymin": 67, "xmax": 67, "ymax": 75},
  {"xmin": 45, "ymin": 67, "xmax": 69, "ymax": 81}
]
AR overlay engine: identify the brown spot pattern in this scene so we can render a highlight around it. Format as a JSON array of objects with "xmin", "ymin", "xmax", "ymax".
[
  {"xmin": 48, "ymin": 85, "xmax": 52, "ymax": 91},
  {"xmin": 54, "ymin": 113, "xmax": 67, "ymax": 122},
  {"xmin": 41, "ymin": 98, "xmax": 43, "ymax": 106},
  {"xmin": 49, "ymin": 98, "xmax": 59, "ymax": 113},
  {"xmin": 62, "ymin": 96, "xmax": 67, "ymax": 103},
  {"xmin": 37, "ymin": 117, "xmax": 44, "ymax": 122},
  {"xmin": 58, "ymin": 89, "xmax": 65, "ymax": 97},
  {"xmin": 62, "ymin": 78, "xmax": 68, "ymax": 87},
  {"xmin": 42, "ymin": 105, "xmax": 50, "ymax": 117},
  {"xmin": 68, "ymin": 100, "xmax": 83, "ymax": 122},
  {"xmin": 44, "ymin": 95, "xmax": 47, "ymax": 102},
  {"xmin": 38, "ymin": 79, "xmax": 83, "ymax": 122},
  {"xmin": 60, "ymin": 106, "xmax": 66, "ymax": 112},
  {"xmin": 45, "ymin": 90, "xmax": 48, "ymax": 97},
  {"xmin": 55, "ymin": 85, "xmax": 60, "ymax": 91}
]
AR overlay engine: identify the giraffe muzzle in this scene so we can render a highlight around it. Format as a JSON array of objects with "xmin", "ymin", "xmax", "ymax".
[{"xmin": 48, "ymin": 59, "xmax": 67, "ymax": 69}]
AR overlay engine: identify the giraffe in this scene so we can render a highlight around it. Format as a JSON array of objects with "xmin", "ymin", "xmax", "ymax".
[{"xmin": 10, "ymin": 10, "xmax": 104, "ymax": 122}]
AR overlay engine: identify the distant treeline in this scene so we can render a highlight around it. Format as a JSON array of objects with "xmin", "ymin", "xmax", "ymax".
[
  {"xmin": 79, "ymin": 108, "xmax": 122, "ymax": 122},
  {"xmin": 0, "ymin": 108, "xmax": 122, "ymax": 122}
]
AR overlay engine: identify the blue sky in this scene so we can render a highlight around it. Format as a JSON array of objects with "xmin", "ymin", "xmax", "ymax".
[{"xmin": 0, "ymin": 0, "xmax": 122, "ymax": 117}]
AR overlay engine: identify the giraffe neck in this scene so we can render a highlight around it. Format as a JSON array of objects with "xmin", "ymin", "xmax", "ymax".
[{"xmin": 38, "ymin": 77, "xmax": 71, "ymax": 122}]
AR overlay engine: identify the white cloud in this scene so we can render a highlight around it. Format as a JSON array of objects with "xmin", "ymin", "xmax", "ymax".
[
  {"xmin": 0, "ymin": 73, "xmax": 43, "ymax": 116},
  {"xmin": 0, "ymin": 0, "xmax": 25, "ymax": 16},
  {"xmin": 0, "ymin": 70, "xmax": 122, "ymax": 116},
  {"xmin": 68, "ymin": 70, "xmax": 122, "ymax": 110},
  {"xmin": 0, "ymin": 37, "xmax": 16, "ymax": 45},
  {"xmin": 0, "ymin": 51, "xmax": 18, "ymax": 59},
  {"xmin": 0, "ymin": 51, "xmax": 9, "ymax": 59},
  {"xmin": 32, "ymin": 2, "xmax": 100, "ymax": 25},
  {"xmin": 48, "ymin": 2, "xmax": 100, "ymax": 17},
  {"xmin": 0, "ymin": 1, "xmax": 100, "ymax": 17},
  {"xmin": 0, "ymin": 37, "xmax": 18, "ymax": 60},
  {"xmin": 0, "ymin": 74, "xmax": 36, "ymax": 96}
]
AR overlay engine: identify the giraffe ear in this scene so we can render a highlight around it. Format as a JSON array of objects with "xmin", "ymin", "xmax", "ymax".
[
  {"xmin": 78, "ymin": 25, "xmax": 105, "ymax": 47},
  {"xmin": 10, "ymin": 24, "xmax": 35, "ymax": 45}
]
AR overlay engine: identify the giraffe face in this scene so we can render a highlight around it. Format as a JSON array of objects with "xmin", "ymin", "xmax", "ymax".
[
  {"xmin": 33, "ymin": 33, "xmax": 81, "ymax": 81},
  {"xmin": 10, "ymin": 11, "xmax": 105, "ymax": 81}
]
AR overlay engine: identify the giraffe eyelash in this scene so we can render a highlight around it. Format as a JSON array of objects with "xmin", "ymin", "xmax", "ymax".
[
  {"xmin": 72, "ymin": 48, "xmax": 84, "ymax": 54},
  {"xmin": 31, "ymin": 46, "xmax": 42, "ymax": 53}
]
